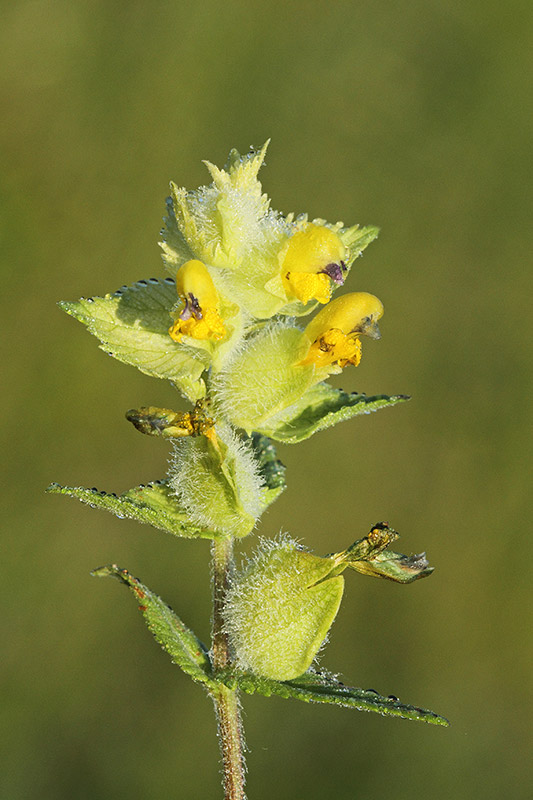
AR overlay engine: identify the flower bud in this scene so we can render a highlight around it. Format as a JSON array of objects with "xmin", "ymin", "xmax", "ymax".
[{"xmin": 224, "ymin": 537, "xmax": 344, "ymax": 680}]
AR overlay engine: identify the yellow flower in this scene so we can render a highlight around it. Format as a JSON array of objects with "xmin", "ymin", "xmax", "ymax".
[
  {"xmin": 301, "ymin": 292, "xmax": 383, "ymax": 369},
  {"xmin": 281, "ymin": 224, "xmax": 347, "ymax": 305},
  {"xmin": 169, "ymin": 260, "xmax": 226, "ymax": 342}
]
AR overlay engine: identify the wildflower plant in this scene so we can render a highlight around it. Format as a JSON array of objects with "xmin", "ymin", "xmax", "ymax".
[{"xmin": 49, "ymin": 142, "xmax": 447, "ymax": 799}]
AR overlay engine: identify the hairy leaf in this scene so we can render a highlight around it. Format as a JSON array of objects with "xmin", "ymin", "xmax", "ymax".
[
  {"xmin": 59, "ymin": 279, "xmax": 206, "ymax": 400},
  {"xmin": 221, "ymin": 669, "xmax": 448, "ymax": 726},
  {"xmin": 159, "ymin": 195, "xmax": 195, "ymax": 272},
  {"xmin": 248, "ymin": 433, "xmax": 286, "ymax": 510},
  {"xmin": 46, "ymin": 480, "xmax": 219, "ymax": 539},
  {"xmin": 92, "ymin": 565, "xmax": 214, "ymax": 686},
  {"xmin": 258, "ymin": 383, "xmax": 409, "ymax": 443},
  {"xmin": 341, "ymin": 224, "xmax": 380, "ymax": 267}
]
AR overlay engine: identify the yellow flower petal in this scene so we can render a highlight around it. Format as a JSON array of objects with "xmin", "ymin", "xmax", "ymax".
[
  {"xmin": 169, "ymin": 307, "xmax": 226, "ymax": 341},
  {"xmin": 300, "ymin": 292, "xmax": 383, "ymax": 369},
  {"xmin": 169, "ymin": 259, "xmax": 226, "ymax": 342},
  {"xmin": 304, "ymin": 292, "xmax": 383, "ymax": 343},
  {"xmin": 282, "ymin": 224, "xmax": 345, "ymax": 275},
  {"xmin": 300, "ymin": 329, "xmax": 362, "ymax": 368},
  {"xmin": 282, "ymin": 271, "xmax": 332, "ymax": 305},
  {"xmin": 281, "ymin": 224, "xmax": 346, "ymax": 305},
  {"xmin": 176, "ymin": 260, "xmax": 219, "ymax": 308}
]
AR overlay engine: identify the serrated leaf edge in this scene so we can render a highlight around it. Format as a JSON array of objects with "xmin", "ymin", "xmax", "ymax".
[
  {"xmin": 218, "ymin": 669, "xmax": 448, "ymax": 726},
  {"xmin": 46, "ymin": 481, "xmax": 220, "ymax": 539},
  {"xmin": 92, "ymin": 564, "xmax": 216, "ymax": 687}
]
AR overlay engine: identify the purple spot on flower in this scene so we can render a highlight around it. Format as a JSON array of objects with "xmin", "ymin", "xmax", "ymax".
[
  {"xmin": 319, "ymin": 262, "xmax": 346, "ymax": 285},
  {"xmin": 179, "ymin": 293, "xmax": 203, "ymax": 320}
]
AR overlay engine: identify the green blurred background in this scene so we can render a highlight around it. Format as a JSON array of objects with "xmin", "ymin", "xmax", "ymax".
[{"xmin": 2, "ymin": 1, "xmax": 532, "ymax": 798}]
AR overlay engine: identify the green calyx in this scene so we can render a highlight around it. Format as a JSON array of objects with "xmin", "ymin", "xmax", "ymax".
[
  {"xmin": 168, "ymin": 424, "xmax": 264, "ymax": 538},
  {"xmin": 223, "ymin": 537, "xmax": 345, "ymax": 681},
  {"xmin": 211, "ymin": 322, "xmax": 316, "ymax": 433},
  {"xmin": 223, "ymin": 526, "xmax": 434, "ymax": 681}
]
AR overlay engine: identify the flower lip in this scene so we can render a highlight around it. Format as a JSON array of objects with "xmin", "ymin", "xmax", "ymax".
[
  {"xmin": 304, "ymin": 292, "xmax": 384, "ymax": 343},
  {"xmin": 169, "ymin": 259, "xmax": 226, "ymax": 342},
  {"xmin": 300, "ymin": 292, "xmax": 383, "ymax": 370}
]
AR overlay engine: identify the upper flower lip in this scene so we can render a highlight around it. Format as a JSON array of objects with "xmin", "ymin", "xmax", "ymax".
[
  {"xmin": 304, "ymin": 292, "xmax": 384, "ymax": 343},
  {"xmin": 279, "ymin": 223, "xmax": 347, "ymax": 306}
]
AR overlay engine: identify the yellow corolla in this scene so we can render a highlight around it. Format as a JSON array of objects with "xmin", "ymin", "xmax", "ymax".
[
  {"xmin": 169, "ymin": 260, "xmax": 226, "ymax": 342},
  {"xmin": 301, "ymin": 292, "xmax": 383, "ymax": 369},
  {"xmin": 281, "ymin": 224, "xmax": 347, "ymax": 305}
]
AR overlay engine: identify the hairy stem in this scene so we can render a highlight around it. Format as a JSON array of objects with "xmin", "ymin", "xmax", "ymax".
[{"xmin": 211, "ymin": 537, "xmax": 246, "ymax": 800}]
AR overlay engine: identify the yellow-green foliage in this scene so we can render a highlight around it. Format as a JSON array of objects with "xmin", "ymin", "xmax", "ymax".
[
  {"xmin": 168, "ymin": 424, "xmax": 264, "ymax": 537},
  {"xmin": 224, "ymin": 537, "xmax": 344, "ymax": 680},
  {"xmin": 211, "ymin": 321, "xmax": 318, "ymax": 432}
]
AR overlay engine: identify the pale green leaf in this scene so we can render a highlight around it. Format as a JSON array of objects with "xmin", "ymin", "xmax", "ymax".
[
  {"xmin": 340, "ymin": 224, "xmax": 380, "ymax": 266},
  {"xmin": 46, "ymin": 480, "xmax": 220, "ymax": 539},
  {"xmin": 159, "ymin": 195, "xmax": 195, "ymax": 272},
  {"xmin": 59, "ymin": 279, "xmax": 206, "ymax": 400},
  {"xmin": 92, "ymin": 565, "xmax": 214, "ymax": 686},
  {"xmin": 257, "ymin": 383, "xmax": 409, "ymax": 443},
  {"xmin": 221, "ymin": 669, "xmax": 448, "ymax": 726}
]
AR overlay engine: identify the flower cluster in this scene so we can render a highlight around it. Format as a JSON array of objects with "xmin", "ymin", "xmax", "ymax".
[
  {"xmin": 160, "ymin": 141, "xmax": 383, "ymax": 426},
  {"xmin": 56, "ymin": 142, "xmax": 435, "ymax": 687}
]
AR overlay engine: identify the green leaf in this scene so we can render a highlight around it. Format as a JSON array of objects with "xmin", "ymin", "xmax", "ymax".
[
  {"xmin": 248, "ymin": 433, "xmax": 286, "ymax": 510},
  {"xmin": 46, "ymin": 480, "xmax": 220, "ymax": 539},
  {"xmin": 221, "ymin": 669, "xmax": 448, "ymax": 726},
  {"xmin": 257, "ymin": 383, "xmax": 410, "ymax": 443},
  {"xmin": 341, "ymin": 224, "xmax": 380, "ymax": 266},
  {"xmin": 59, "ymin": 279, "xmax": 206, "ymax": 400},
  {"xmin": 92, "ymin": 565, "xmax": 214, "ymax": 686},
  {"xmin": 159, "ymin": 195, "xmax": 195, "ymax": 273}
]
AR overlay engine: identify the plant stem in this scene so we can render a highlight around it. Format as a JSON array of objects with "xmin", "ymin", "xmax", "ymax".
[{"xmin": 211, "ymin": 536, "xmax": 246, "ymax": 800}]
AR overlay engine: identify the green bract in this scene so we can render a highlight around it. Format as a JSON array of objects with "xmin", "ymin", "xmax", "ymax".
[
  {"xmin": 59, "ymin": 279, "xmax": 208, "ymax": 402},
  {"xmin": 52, "ymin": 141, "xmax": 446, "ymax": 786}
]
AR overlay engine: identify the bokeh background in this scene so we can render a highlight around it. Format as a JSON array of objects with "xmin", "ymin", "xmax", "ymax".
[{"xmin": 2, "ymin": 1, "xmax": 532, "ymax": 798}]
